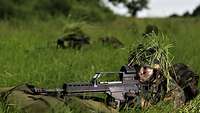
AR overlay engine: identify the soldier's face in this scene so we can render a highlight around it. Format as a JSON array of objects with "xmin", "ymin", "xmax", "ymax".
[{"xmin": 138, "ymin": 66, "xmax": 154, "ymax": 82}]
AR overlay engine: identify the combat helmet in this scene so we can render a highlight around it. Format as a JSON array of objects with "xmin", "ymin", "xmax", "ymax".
[{"xmin": 128, "ymin": 33, "xmax": 174, "ymax": 90}]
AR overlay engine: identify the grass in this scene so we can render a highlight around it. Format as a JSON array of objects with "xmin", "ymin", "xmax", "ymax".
[{"xmin": 0, "ymin": 17, "xmax": 199, "ymax": 113}]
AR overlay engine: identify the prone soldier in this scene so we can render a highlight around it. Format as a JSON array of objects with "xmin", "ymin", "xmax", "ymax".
[
  {"xmin": 0, "ymin": 33, "xmax": 199, "ymax": 113},
  {"xmin": 128, "ymin": 34, "xmax": 199, "ymax": 109},
  {"xmin": 99, "ymin": 36, "xmax": 124, "ymax": 48},
  {"xmin": 143, "ymin": 24, "xmax": 159, "ymax": 37},
  {"xmin": 57, "ymin": 34, "xmax": 90, "ymax": 50},
  {"xmin": 57, "ymin": 26, "xmax": 90, "ymax": 50}
]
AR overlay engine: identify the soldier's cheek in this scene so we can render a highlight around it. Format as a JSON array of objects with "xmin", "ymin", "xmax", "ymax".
[{"xmin": 146, "ymin": 69, "xmax": 153, "ymax": 76}]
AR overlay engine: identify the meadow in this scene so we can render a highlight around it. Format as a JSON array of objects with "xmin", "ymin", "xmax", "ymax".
[{"xmin": 0, "ymin": 17, "xmax": 200, "ymax": 113}]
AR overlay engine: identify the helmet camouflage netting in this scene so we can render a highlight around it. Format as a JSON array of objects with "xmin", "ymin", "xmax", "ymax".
[{"xmin": 128, "ymin": 33, "xmax": 174, "ymax": 82}]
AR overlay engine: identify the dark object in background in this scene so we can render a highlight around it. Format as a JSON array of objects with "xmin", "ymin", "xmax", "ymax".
[
  {"xmin": 143, "ymin": 24, "xmax": 159, "ymax": 37},
  {"xmin": 108, "ymin": 0, "xmax": 148, "ymax": 17},
  {"xmin": 57, "ymin": 37, "xmax": 66, "ymax": 49},
  {"xmin": 183, "ymin": 11, "xmax": 191, "ymax": 17},
  {"xmin": 57, "ymin": 33, "xmax": 90, "ymax": 50},
  {"xmin": 170, "ymin": 63, "xmax": 199, "ymax": 102},
  {"xmin": 192, "ymin": 4, "xmax": 200, "ymax": 17},
  {"xmin": 99, "ymin": 36, "xmax": 124, "ymax": 48},
  {"xmin": 169, "ymin": 14, "xmax": 179, "ymax": 18}
]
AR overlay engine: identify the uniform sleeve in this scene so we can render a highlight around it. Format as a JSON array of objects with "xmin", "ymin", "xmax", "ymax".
[{"xmin": 164, "ymin": 79, "xmax": 186, "ymax": 108}]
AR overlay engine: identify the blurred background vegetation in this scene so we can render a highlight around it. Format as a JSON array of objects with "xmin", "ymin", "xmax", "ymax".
[
  {"xmin": 0, "ymin": 0, "xmax": 116, "ymax": 22},
  {"xmin": 0, "ymin": 0, "xmax": 200, "ymax": 21}
]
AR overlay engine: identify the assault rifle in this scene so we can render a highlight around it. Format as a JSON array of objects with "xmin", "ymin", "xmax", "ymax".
[{"xmin": 31, "ymin": 65, "xmax": 141, "ymax": 108}]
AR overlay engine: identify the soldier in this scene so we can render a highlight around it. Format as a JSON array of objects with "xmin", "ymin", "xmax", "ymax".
[
  {"xmin": 99, "ymin": 36, "xmax": 124, "ymax": 48},
  {"xmin": 169, "ymin": 63, "xmax": 199, "ymax": 102},
  {"xmin": 128, "ymin": 34, "xmax": 189, "ymax": 109},
  {"xmin": 0, "ymin": 33, "xmax": 198, "ymax": 113},
  {"xmin": 134, "ymin": 63, "xmax": 186, "ymax": 108},
  {"xmin": 57, "ymin": 26, "xmax": 90, "ymax": 50},
  {"xmin": 57, "ymin": 34, "xmax": 90, "ymax": 50},
  {"xmin": 57, "ymin": 36, "xmax": 66, "ymax": 49},
  {"xmin": 65, "ymin": 34, "xmax": 90, "ymax": 50},
  {"xmin": 143, "ymin": 24, "xmax": 159, "ymax": 37}
]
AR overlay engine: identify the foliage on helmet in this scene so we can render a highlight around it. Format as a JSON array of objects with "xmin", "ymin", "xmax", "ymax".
[{"xmin": 128, "ymin": 33, "xmax": 174, "ymax": 90}]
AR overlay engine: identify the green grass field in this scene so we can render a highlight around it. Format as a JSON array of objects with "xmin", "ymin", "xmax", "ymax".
[{"xmin": 0, "ymin": 17, "xmax": 200, "ymax": 113}]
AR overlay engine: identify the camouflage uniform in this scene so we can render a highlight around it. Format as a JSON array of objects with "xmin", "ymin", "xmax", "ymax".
[
  {"xmin": 131, "ymin": 64, "xmax": 187, "ymax": 109},
  {"xmin": 164, "ymin": 79, "xmax": 186, "ymax": 108},
  {"xmin": 0, "ymin": 84, "xmax": 118, "ymax": 113},
  {"xmin": 139, "ymin": 73, "xmax": 166, "ymax": 108},
  {"xmin": 129, "ymin": 66, "xmax": 163, "ymax": 108},
  {"xmin": 127, "ymin": 33, "xmax": 189, "ymax": 109},
  {"xmin": 128, "ymin": 63, "xmax": 187, "ymax": 109}
]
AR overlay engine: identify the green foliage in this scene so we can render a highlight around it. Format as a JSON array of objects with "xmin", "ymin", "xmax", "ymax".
[
  {"xmin": 0, "ymin": 0, "xmax": 115, "ymax": 22},
  {"xmin": 0, "ymin": 17, "xmax": 199, "ymax": 112},
  {"xmin": 0, "ymin": 101, "xmax": 22, "ymax": 113},
  {"xmin": 129, "ymin": 33, "xmax": 173, "ymax": 67},
  {"xmin": 141, "ymin": 101, "xmax": 173, "ymax": 113},
  {"xmin": 34, "ymin": 0, "xmax": 70, "ymax": 17},
  {"xmin": 0, "ymin": 0, "xmax": 35, "ymax": 19},
  {"xmin": 128, "ymin": 33, "xmax": 174, "ymax": 90},
  {"xmin": 178, "ymin": 95, "xmax": 200, "ymax": 113},
  {"xmin": 68, "ymin": 0, "xmax": 115, "ymax": 22},
  {"xmin": 0, "ymin": 0, "xmax": 24, "ymax": 19}
]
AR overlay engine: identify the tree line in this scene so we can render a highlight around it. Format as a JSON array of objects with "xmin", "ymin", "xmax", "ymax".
[
  {"xmin": 0, "ymin": 0, "xmax": 200, "ymax": 21},
  {"xmin": 0, "ymin": 0, "xmax": 114, "ymax": 22},
  {"xmin": 170, "ymin": 4, "xmax": 200, "ymax": 17}
]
